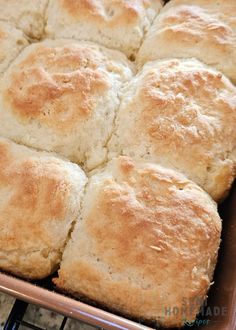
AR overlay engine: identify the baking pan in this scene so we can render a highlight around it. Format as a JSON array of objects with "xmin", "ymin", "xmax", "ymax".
[{"xmin": 0, "ymin": 184, "xmax": 235, "ymax": 330}]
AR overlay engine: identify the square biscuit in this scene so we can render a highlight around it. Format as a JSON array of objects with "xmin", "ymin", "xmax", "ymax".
[{"xmin": 54, "ymin": 156, "xmax": 222, "ymax": 328}]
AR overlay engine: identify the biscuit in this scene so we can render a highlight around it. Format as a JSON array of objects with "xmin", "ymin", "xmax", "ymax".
[
  {"xmin": 0, "ymin": 39, "xmax": 133, "ymax": 170},
  {"xmin": 0, "ymin": 137, "xmax": 87, "ymax": 279},
  {"xmin": 0, "ymin": 0, "xmax": 48, "ymax": 39},
  {"xmin": 54, "ymin": 156, "xmax": 222, "ymax": 328},
  {"xmin": 0, "ymin": 21, "xmax": 28, "ymax": 75},
  {"xmin": 46, "ymin": 0, "xmax": 163, "ymax": 58},
  {"xmin": 137, "ymin": 0, "xmax": 236, "ymax": 83},
  {"xmin": 109, "ymin": 59, "xmax": 236, "ymax": 201}
]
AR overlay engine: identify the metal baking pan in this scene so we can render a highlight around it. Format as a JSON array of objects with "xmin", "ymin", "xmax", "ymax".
[{"xmin": 0, "ymin": 184, "xmax": 235, "ymax": 330}]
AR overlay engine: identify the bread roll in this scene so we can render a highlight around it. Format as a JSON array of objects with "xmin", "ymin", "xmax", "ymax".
[
  {"xmin": 0, "ymin": 21, "xmax": 28, "ymax": 75},
  {"xmin": 0, "ymin": 39, "xmax": 133, "ymax": 170},
  {"xmin": 54, "ymin": 156, "xmax": 221, "ymax": 328},
  {"xmin": 137, "ymin": 0, "xmax": 236, "ymax": 83},
  {"xmin": 46, "ymin": 0, "xmax": 163, "ymax": 58},
  {"xmin": 0, "ymin": 0, "xmax": 48, "ymax": 39},
  {"xmin": 109, "ymin": 59, "xmax": 236, "ymax": 201},
  {"xmin": 0, "ymin": 137, "xmax": 87, "ymax": 279}
]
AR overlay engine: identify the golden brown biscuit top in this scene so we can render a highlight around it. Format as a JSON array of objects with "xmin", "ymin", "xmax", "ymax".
[
  {"xmin": 0, "ymin": 139, "xmax": 72, "ymax": 251},
  {"xmin": 61, "ymin": 0, "xmax": 157, "ymax": 26},
  {"xmin": 160, "ymin": 3, "xmax": 235, "ymax": 44},
  {"xmin": 161, "ymin": 0, "xmax": 236, "ymax": 43},
  {"xmin": 54, "ymin": 156, "xmax": 222, "ymax": 326},
  {"xmin": 137, "ymin": 0, "xmax": 236, "ymax": 83},
  {"xmin": 139, "ymin": 60, "xmax": 236, "ymax": 147},
  {"xmin": 128, "ymin": 59, "xmax": 236, "ymax": 164},
  {"xmin": 85, "ymin": 157, "xmax": 221, "ymax": 278},
  {"xmin": 3, "ymin": 42, "xmax": 111, "ymax": 133}
]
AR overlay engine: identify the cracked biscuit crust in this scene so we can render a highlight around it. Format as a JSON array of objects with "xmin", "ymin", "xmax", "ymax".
[
  {"xmin": 109, "ymin": 59, "xmax": 236, "ymax": 202},
  {"xmin": 54, "ymin": 156, "xmax": 222, "ymax": 328},
  {"xmin": 0, "ymin": 137, "xmax": 87, "ymax": 279},
  {"xmin": 46, "ymin": 0, "xmax": 163, "ymax": 58},
  {"xmin": 0, "ymin": 39, "xmax": 133, "ymax": 170}
]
